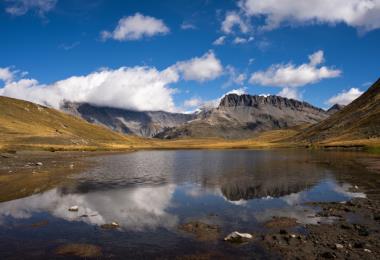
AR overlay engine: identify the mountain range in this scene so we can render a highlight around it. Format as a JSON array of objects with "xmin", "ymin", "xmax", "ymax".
[{"xmin": 62, "ymin": 95, "xmax": 341, "ymax": 139}]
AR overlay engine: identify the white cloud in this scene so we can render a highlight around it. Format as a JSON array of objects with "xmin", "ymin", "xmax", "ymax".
[
  {"xmin": 221, "ymin": 11, "xmax": 249, "ymax": 34},
  {"xmin": 233, "ymin": 36, "xmax": 254, "ymax": 44},
  {"xmin": 278, "ymin": 87, "xmax": 301, "ymax": 100},
  {"xmin": 184, "ymin": 97, "xmax": 203, "ymax": 108},
  {"xmin": 0, "ymin": 66, "xmax": 179, "ymax": 112},
  {"xmin": 101, "ymin": 13, "xmax": 170, "ymax": 41},
  {"xmin": 0, "ymin": 52, "xmax": 223, "ymax": 112},
  {"xmin": 213, "ymin": 36, "xmax": 226, "ymax": 45},
  {"xmin": 250, "ymin": 50, "xmax": 341, "ymax": 88},
  {"xmin": 0, "ymin": 67, "xmax": 14, "ymax": 83},
  {"xmin": 223, "ymin": 65, "xmax": 246, "ymax": 88},
  {"xmin": 238, "ymin": 0, "xmax": 380, "ymax": 32},
  {"xmin": 327, "ymin": 87, "xmax": 364, "ymax": 105},
  {"xmin": 181, "ymin": 21, "xmax": 196, "ymax": 30},
  {"xmin": 173, "ymin": 51, "xmax": 223, "ymax": 82},
  {"xmin": 226, "ymin": 87, "xmax": 248, "ymax": 96},
  {"xmin": 5, "ymin": 0, "xmax": 57, "ymax": 16}
]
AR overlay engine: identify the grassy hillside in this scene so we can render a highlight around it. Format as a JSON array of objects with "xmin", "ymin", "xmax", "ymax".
[
  {"xmin": 294, "ymin": 78, "xmax": 380, "ymax": 147},
  {"xmin": 0, "ymin": 96, "xmax": 152, "ymax": 151}
]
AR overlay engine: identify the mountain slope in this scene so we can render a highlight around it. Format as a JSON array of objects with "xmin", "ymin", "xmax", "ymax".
[
  {"xmin": 295, "ymin": 78, "xmax": 380, "ymax": 144},
  {"xmin": 156, "ymin": 94, "xmax": 329, "ymax": 139},
  {"xmin": 0, "ymin": 96, "xmax": 147, "ymax": 150},
  {"xmin": 61, "ymin": 102, "xmax": 195, "ymax": 137}
]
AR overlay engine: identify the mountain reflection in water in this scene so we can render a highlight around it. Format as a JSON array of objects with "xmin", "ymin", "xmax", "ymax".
[{"xmin": 0, "ymin": 150, "xmax": 366, "ymax": 232}]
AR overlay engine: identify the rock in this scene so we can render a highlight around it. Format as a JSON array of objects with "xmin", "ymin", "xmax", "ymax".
[
  {"xmin": 36, "ymin": 162, "xmax": 43, "ymax": 166},
  {"xmin": 68, "ymin": 205, "xmax": 79, "ymax": 212},
  {"xmin": 354, "ymin": 185, "xmax": 359, "ymax": 190},
  {"xmin": 364, "ymin": 248, "xmax": 372, "ymax": 253},
  {"xmin": 101, "ymin": 222, "xmax": 120, "ymax": 229},
  {"xmin": 335, "ymin": 243, "xmax": 344, "ymax": 249},
  {"xmin": 224, "ymin": 231, "xmax": 253, "ymax": 243}
]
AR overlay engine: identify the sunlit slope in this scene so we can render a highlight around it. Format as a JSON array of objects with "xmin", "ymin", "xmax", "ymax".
[
  {"xmin": 0, "ymin": 96, "xmax": 151, "ymax": 150},
  {"xmin": 295, "ymin": 78, "xmax": 380, "ymax": 146}
]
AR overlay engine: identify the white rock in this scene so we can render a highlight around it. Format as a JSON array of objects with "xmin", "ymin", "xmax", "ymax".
[
  {"xmin": 111, "ymin": 222, "xmax": 120, "ymax": 227},
  {"xmin": 36, "ymin": 162, "xmax": 43, "ymax": 166},
  {"xmin": 224, "ymin": 231, "xmax": 252, "ymax": 241},
  {"xmin": 68, "ymin": 205, "xmax": 79, "ymax": 212},
  {"xmin": 335, "ymin": 243, "xmax": 344, "ymax": 249},
  {"xmin": 364, "ymin": 248, "xmax": 372, "ymax": 253},
  {"xmin": 354, "ymin": 185, "xmax": 359, "ymax": 189}
]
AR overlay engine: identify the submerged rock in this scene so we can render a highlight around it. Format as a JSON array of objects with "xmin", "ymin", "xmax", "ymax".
[
  {"xmin": 178, "ymin": 221, "xmax": 220, "ymax": 241},
  {"xmin": 55, "ymin": 243, "xmax": 102, "ymax": 258}
]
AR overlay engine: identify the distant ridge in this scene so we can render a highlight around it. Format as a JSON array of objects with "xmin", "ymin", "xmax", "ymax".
[
  {"xmin": 61, "ymin": 102, "xmax": 195, "ymax": 137},
  {"xmin": 326, "ymin": 104, "xmax": 345, "ymax": 115}
]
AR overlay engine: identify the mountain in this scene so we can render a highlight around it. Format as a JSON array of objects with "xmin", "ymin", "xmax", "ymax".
[
  {"xmin": 327, "ymin": 104, "xmax": 345, "ymax": 115},
  {"xmin": 61, "ymin": 102, "xmax": 195, "ymax": 137},
  {"xmin": 0, "ymin": 96, "xmax": 144, "ymax": 151},
  {"xmin": 295, "ymin": 78, "xmax": 380, "ymax": 144},
  {"xmin": 155, "ymin": 94, "xmax": 329, "ymax": 139}
]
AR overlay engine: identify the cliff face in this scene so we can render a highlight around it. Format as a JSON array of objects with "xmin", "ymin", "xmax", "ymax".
[
  {"xmin": 155, "ymin": 94, "xmax": 329, "ymax": 139},
  {"xmin": 61, "ymin": 102, "xmax": 195, "ymax": 137}
]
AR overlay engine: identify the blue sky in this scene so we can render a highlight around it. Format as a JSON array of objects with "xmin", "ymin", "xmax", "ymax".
[{"xmin": 0, "ymin": 0, "xmax": 379, "ymax": 112}]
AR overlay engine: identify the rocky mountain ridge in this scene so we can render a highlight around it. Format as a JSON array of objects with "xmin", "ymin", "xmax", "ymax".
[{"xmin": 155, "ymin": 94, "xmax": 330, "ymax": 139}]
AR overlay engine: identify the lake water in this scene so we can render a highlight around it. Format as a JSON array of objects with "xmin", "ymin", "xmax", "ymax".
[{"xmin": 0, "ymin": 150, "xmax": 376, "ymax": 259}]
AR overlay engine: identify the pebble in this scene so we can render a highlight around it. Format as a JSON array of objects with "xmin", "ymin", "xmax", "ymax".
[
  {"xmin": 224, "ymin": 231, "xmax": 253, "ymax": 242},
  {"xmin": 335, "ymin": 243, "xmax": 344, "ymax": 249},
  {"xmin": 364, "ymin": 248, "xmax": 372, "ymax": 253}
]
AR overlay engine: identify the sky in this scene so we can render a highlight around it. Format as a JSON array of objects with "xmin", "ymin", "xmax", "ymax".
[{"xmin": 0, "ymin": 0, "xmax": 379, "ymax": 112}]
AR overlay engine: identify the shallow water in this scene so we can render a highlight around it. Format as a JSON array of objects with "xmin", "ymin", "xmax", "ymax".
[{"xmin": 0, "ymin": 150, "xmax": 375, "ymax": 259}]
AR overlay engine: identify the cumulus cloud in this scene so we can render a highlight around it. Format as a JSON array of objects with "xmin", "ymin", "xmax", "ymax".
[
  {"xmin": 5, "ymin": 0, "xmax": 57, "ymax": 16},
  {"xmin": 326, "ymin": 87, "xmax": 364, "ymax": 105},
  {"xmin": 250, "ymin": 50, "xmax": 341, "ymax": 88},
  {"xmin": 278, "ymin": 87, "xmax": 301, "ymax": 100},
  {"xmin": 0, "ymin": 66, "xmax": 179, "ymax": 112},
  {"xmin": 223, "ymin": 65, "xmax": 246, "ymax": 88},
  {"xmin": 238, "ymin": 0, "xmax": 380, "ymax": 32},
  {"xmin": 173, "ymin": 51, "xmax": 223, "ymax": 82},
  {"xmin": 221, "ymin": 11, "xmax": 250, "ymax": 34},
  {"xmin": 213, "ymin": 36, "xmax": 226, "ymax": 45},
  {"xmin": 0, "ymin": 67, "xmax": 14, "ymax": 83},
  {"xmin": 183, "ymin": 97, "xmax": 203, "ymax": 108},
  {"xmin": 101, "ymin": 13, "xmax": 170, "ymax": 41},
  {"xmin": 0, "ymin": 52, "xmax": 223, "ymax": 112}
]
